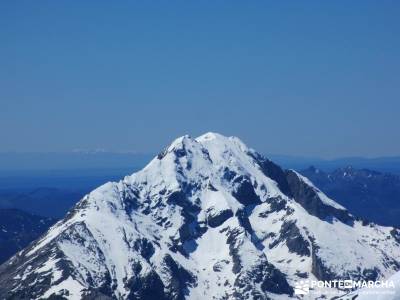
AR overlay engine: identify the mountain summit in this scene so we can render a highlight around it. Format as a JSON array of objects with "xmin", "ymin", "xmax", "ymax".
[{"xmin": 1, "ymin": 133, "xmax": 399, "ymax": 299}]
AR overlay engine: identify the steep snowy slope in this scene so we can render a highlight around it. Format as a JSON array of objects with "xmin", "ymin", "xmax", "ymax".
[{"xmin": 0, "ymin": 133, "xmax": 399, "ymax": 300}]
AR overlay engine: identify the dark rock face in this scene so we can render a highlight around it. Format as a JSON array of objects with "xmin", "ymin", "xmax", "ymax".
[
  {"xmin": 259, "ymin": 264, "xmax": 293, "ymax": 296},
  {"xmin": 225, "ymin": 224, "xmax": 293, "ymax": 298},
  {"xmin": 268, "ymin": 197, "xmax": 287, "ymax": 213},
  {"xmin": 162, "ymin": 254, "xmax": 197, "ymax": 300},
  {"xmin": 269, "ymin": 221, "xmax": 310, "ymax": 257},
  {"xmin": 207, "ymin": 208, "xmax": 233, "ymax": 227},
  {"xmin": 233, "ymin": 257, "xmax": 293, "ymax": 298},
  {"xmin": 361, "ymin": 268, "xmax": 379, "ymax": 282},
  {"xmin": 166, "ymin": 191, "xmax": 199, "ymax": 215},
  {"xmin": 391, "ymin": 229, "xmax": 400, "ymax": 244},
  {"xmin": 235, "ymin": 209, "xmax": 254, "ymax": 234},
  {"xmin": 212, "ymin": 260, "xmax": 229, "ymax": 272},
  {"xmin": 259, "ymin": 197, "xmax": 287, "ymax": 218},
  {"xmin": 285, "ymin": 170, "xmax": 353, "ymax": 224},
  {"xmin": 249, "ymin": 152, "xmax": 292, "ymax": 197},
  {"xmin": 231, "ymin": 175, "xmax": 262, "ymax": 206},
  {"xmin": 0, "ymin": 208, "xmax": 55, "ymax": 264},
  {"xmin": 126, "ymin": 268, "xmax": 166, "ymax": 300},
  {"xmin": 311, "ymin": 243, "xmax": 336, "ymax": 281},
  {"xmin": 225, "ymin": 227, "xmax": 243, "ymax": 274},
  {"xmin": 133, "ymin": 238, "xmax": 155, "ymax": 261},
  {"xmin": 157, "ymin": 148, "xmax": 168, "ymax": 160},
  {"xmin": 222, "ymin": 168, "xmax": 237, "ymax": 182},
  {"xmin": 280, "ymin": 221, "xmax": 310, "ymax": 256},
  {"xmin": 165, "ymin": 188, "xmax": 207, "ymax": 257}
]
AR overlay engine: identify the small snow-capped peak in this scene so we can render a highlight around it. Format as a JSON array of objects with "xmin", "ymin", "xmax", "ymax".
[
  {"xmin": 156, "ymin": 134, "xmax": 208, "ymax": 163},
  {"xmin": 195, "ymin": 132, "xmax": 254, "ymax": 166},
  {"xmin": 166, "ymin": 134, "xmax": 194, "ymax": 151},
  {"xmin": 196, "ymin": 132, "xmax": 249, "ymax": 151},
  {"xmin": 157, "ymin": 132, "xmax": 251, "ymax": 165},
  {"xmin": 196, "ymin": 131, "xmax": 222, "ymax": 141}
]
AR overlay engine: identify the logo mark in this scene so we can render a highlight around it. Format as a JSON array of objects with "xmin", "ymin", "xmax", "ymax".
[{"xmin": 294, "ymin": 280, "xmax": 310, "ymax": 295}]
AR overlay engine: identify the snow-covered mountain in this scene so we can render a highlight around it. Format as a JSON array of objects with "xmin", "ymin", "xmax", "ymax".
[{"xmin": 0, "ymin": 133, "xmax": 399, "ymax": 300}]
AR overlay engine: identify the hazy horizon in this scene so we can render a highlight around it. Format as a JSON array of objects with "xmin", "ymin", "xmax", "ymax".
[
  {"xmin": 1, "ymin": 150, "xmax": 400, "ymax": 175},
  {"xmin": 1, "ymin": 149, "xmax": 400, "ymax": 160}
]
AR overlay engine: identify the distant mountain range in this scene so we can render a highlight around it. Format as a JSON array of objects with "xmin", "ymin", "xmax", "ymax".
[
  {"xmin": 0, "ymin": 208, "xmax": 55, "ymax": 264},
  {"xmin": 269, "ymin": 154, "xmax": 400, "ymax": 174},
  {"xmin": 0, "ymin": 168, "xmax": 141, "ymax": 218},
  {"xmin": 1, "ymin": 152, "xmax": 400, "ymax": 174},
  {"xmin": 0, "ymin": 188, "xmax": 85, "ymax": 218},
  {"xmin": 300, "ymin": 166, "xmax": 400, "ymax": 227},
  {"xmin": 0, "ymin": 152, "xmax": 152, "ymax": 172}
]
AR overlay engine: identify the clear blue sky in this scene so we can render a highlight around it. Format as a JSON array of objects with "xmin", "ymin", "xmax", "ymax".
[{"xmin": 1, "ymin": 1, "xmax": 399, "ymax": 158}]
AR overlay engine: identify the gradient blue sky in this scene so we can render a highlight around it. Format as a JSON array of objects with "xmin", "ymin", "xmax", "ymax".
[{"xmin": 1, "ymin": 1, "xmax": 399, "ymax": 158}]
